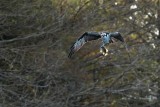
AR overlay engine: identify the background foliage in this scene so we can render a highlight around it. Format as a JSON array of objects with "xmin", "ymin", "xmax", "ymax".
[{"xmin": 0, "ymin": 0, "xmax": 159, "ymax": 107}]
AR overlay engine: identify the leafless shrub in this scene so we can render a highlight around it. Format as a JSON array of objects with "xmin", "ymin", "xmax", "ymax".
[{"xmin": 0, "ymin": 0, "xmax": 159, "ymax": 107}]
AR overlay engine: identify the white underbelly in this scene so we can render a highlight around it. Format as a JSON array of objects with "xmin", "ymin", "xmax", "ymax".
[{"xmin": 102, "ymin": 35, "xmax": 110, "ymax": 44}]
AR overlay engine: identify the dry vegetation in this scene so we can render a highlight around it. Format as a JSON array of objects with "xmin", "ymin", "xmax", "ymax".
[{"xmin": 0, "ymin": 0, "xmax": 160, "ymax": 107}]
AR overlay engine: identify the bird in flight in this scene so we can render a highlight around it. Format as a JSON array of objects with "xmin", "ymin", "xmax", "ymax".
[{"xmin": 68, "ymin": 32, "xmax": 124, "ymax": 58}]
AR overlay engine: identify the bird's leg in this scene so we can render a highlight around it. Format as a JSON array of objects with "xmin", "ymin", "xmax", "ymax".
[{"xmin": 100, "ymin": 45, "xmax": 108, "ymax": 56}]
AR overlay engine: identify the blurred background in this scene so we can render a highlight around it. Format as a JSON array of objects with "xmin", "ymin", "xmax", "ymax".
[{"xmin": 0, "ymin": 0, "xmax": 159, "ymax": 107}]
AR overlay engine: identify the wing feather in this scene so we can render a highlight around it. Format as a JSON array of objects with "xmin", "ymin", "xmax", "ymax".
[
  {"xmin": 110, "ymin": 32, "xmax": 124, "ymax": 42},
  {"xmin": 68, "ymin": 32, "xmax": 101, "ymax": 58}
]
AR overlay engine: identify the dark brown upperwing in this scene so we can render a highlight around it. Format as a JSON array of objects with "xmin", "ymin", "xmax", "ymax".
[
  {"xmin": 110, "ymin": 32, "xmax": 124, "ymax": 42},
  {"xmin": 78, "ymin": 32, "xmax": 101, "ymax": 41}
]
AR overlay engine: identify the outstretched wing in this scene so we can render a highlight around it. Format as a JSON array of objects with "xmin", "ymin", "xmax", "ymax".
[
  {"xmin": 68, "ymin": 32, "xmax": 101, "ymax": 58},
  {"xmin": 110, "ymin": 32, "xmax": 124, "ymax": 42}
]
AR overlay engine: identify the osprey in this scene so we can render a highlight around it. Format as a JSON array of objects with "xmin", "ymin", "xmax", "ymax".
[{"xmin": 68, "ymin": 32, "xmax": 124, "ymax": 58}]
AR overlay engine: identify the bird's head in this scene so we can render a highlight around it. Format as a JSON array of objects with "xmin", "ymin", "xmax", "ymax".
[{"xmin": 100, "ymin": 32, "xmax": 106, "ymax": 37}]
